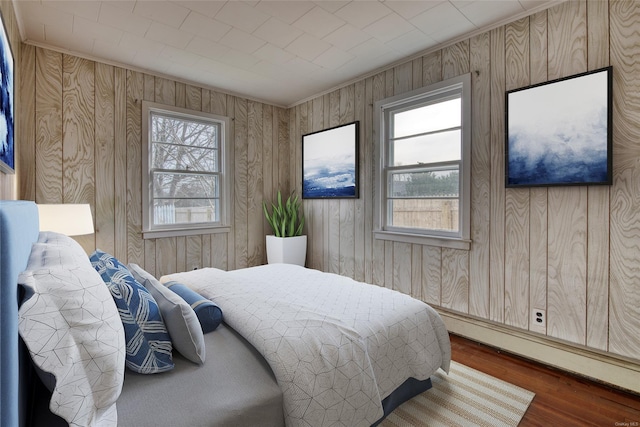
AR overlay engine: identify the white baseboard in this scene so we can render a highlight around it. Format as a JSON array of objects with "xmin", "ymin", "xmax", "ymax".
[{"xmin": 439, "ymin": 310, "xmax": 640, "ymax": 395}]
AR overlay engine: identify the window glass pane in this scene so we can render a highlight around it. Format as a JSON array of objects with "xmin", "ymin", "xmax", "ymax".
[
  {"xmin": 151, "ymin": 144, "xmax": 217, "ymax": 172},
  {"xmin": 389, "ymin": 199, "xmax": 459, "ymax": 232},
  {"xmin": 392, "ymin": 130, "xmax": 461, "ymax": 166},
  {"xmin": 152, "ymin": 115, "xmax": 218, "ymax": 148},
  {"xmin": 153, "ymin": 172, "xmax": 218, "ymax": 198},
  {"xmin": 389, "ymin": 168, "xmax": 459, "ymax": 198},
  {"xmin": 392, "ymin": 98, "xmax": 460, "ymax": 138},
  {"xmin": 153, "ymin": 199, "xmax": 219, "ymax": 225}
]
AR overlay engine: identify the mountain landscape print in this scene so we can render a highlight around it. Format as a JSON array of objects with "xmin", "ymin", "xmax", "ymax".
[
  {"xmin": 303, "ymin": 122, "xmax": 359, "ymax": 198},
  {"xmin": 506, "ymin": 67, "xmax": 611, "ymax": 187}
]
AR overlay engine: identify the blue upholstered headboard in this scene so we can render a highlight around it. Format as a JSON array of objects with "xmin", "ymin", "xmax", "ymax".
[{"xmin": 0, "ymin": 201, "xmax": 40, "ymax": 427}]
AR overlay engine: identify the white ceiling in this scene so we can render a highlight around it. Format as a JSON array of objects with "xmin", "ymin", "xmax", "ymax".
[{"xmin": 13, "ymin": 0, "xmax": 561, "ymax": 107}]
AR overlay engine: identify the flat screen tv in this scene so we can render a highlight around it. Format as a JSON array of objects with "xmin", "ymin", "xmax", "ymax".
[
  {"xmin": 505, "ymin": 66, "xmax": 612, "ymax": 187},
  {"xmin": 302, "ymin": 121, "xmax": 359, "ymax": 199}
]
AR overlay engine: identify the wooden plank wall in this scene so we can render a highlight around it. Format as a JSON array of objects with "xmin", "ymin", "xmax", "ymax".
[
  {"xmin": 290, "ymin": 0, "xmax": 640, "ymax": 363},
  {"xmin": 0, "ymin": 1, "xmax": 21, "ymax": 199},
  {"xmin": 19, "ymin": 49, "xmax": 290, "ymax": 275}
]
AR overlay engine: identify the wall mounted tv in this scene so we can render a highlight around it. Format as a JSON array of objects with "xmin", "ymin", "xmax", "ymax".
[
  {"xmin": 505, "ymin": 66, "xmax": 612, "ymax": 187},
  {"xmin": 302, "ymin": 121, "xmax": 359, "ymax": 199}
]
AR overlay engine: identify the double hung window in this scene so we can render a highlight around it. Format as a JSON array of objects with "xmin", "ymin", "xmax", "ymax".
[
  {"xmin": 142, "ymin": 102, "xmax": 230, "ymax": 238},
  {"xmin": 374, "ymin": 74, "xmax": 471, "ymax": 249}
]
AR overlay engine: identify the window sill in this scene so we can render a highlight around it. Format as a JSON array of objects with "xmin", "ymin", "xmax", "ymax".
[
  {"xmin": 374, "ymin": 230, "xmax": 471, "ymax": 251},
  {"xmin": 143, "ymin": 226, "xmax": 231, "ymax": 240}
]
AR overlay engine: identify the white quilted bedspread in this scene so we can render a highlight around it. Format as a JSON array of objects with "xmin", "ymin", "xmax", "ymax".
[{"xmin": 162, "ymin": 264, "xmax": 451, "ymax": 427}]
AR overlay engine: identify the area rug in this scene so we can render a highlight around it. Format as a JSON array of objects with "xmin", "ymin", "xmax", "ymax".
[{"xmin": 380, "ymin": 361, "xmax": 535, "ymax": 427}]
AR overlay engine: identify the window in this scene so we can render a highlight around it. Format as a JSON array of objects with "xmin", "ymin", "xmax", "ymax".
[
  {"xmin": 374, "ymin": 74, "xmax": 471, "ymax": 250},
  {"xmin": 142, "ymin": 101, "xmax": 230, "ymax": 239}
]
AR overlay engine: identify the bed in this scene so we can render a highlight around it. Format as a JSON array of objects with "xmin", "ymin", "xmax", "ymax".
[{"xmin": 0, "ymin": 200, "xmax": 451, "ymax": 427}]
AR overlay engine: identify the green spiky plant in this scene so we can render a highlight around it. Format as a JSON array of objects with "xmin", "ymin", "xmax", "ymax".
[{"xmin": 262, "ymin": 191, "xmax": 305, "ymax": 237}]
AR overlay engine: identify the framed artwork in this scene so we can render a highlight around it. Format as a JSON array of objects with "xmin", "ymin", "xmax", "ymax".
[
  {"xmin": 505, "ymin": 66, "xmax": 612, "ymax": 187},
  {"xmin": 0, "ymin": 11, "xmax": 14, "ymax": 174},
  {"xmin": 302, "ymin": 121, "xmax": 359, "ymax": 199}
]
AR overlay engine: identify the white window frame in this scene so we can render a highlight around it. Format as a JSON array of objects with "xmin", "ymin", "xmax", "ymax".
[
  {"xmin": 373, "ymin": 74, "xmax": 471, "ymax": 250},
  {"xmin": 142, "ymin": 101, "xmax": 231, "ymax": 239}
]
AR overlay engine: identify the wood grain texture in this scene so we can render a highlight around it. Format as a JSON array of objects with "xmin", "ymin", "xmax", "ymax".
[
  {"xmin": 504, "ymin": 189, "xmax": 530, "ymax": 329},
  {"xmin": 225, "ymin": 96, "xmax": 236, "ymax": 270},
  {"xmin": 63, "ymin": 55, "xmax": 95, "ymax": 253},
  {"xmin": 422, "ymin": 246, "xmax": 442, "ymax": 306},
  {"xmin": 234, "ymin": 97, "xmax": 248, "ymax": 269},
  {"xmin": 422, "ymin": 51, "xmax": 442, "ymax": 86},
  {"xmin": 528, "ymin": 10, "xmax": 549, "ymax": 334},
  {"xmin": 504, "ymin": 18, "xmax": 530, "ymax": 330},
  {"xmin": 126, "ymin": 70, "xmax": 144, "ymax": 265},
  {"xmin": 339, "ymin": 85, "xmax": 355, "ymax": 278},
  {"xmin": 469, "ymin": 32, "xmax": 491, "ymax": 319},
  {"xmin": 411, "ymin": 244, "xmax": 422, "ymax": 299},
  {"xmin": 35, "ymin": 48, "xmax": 63, "ymax": 203},
  {"xmin": 95, "ymin": 63, "xmax": 115, "ymax": 255},
  {"xmin": 441, "ymin": 248, "xmax": 469, "ymax": 312},
  {"xmin": 371, "ymin": 72, "xmax": 386, "ymax": 287},
  {"xmin": 262, "ymin": 104, "xmax": 274, "ymax": 264},
  {"xmin": 547, "ymin": 188, "xmax": 588, "ymax": 345},
  {"xmin": 247, "ymin": 101, "xmax": 264, "ymax": 267},
  {"xmin": 19, "ymin": 43, "xmax": 36, "ymax": 201},
  {"xmin": 505, "ymin": 18, "xmax": 530, "ymax": 91},
  {"xmin": 585, "ymin": 0, "xmax": 611, "ymax": 352},
  {"xmin": 548, "ymin": 0, "xmax": 588, "ymax": 79},
  {"xmin": 609, "ymin": 0, "xmax": 640, "ymax": 360},
  {"xmin": 154, "ymin": 77, "xmax": 176, "ymax": 106},
  {"xmin": 362, "ymin": 77, "xmax": 374, "ymax": 284},
  {"xmin": 114, "ymin": 67, "xmax": 127, "ymax": 261},
  {"xmin": 442, "ymin": 40, "xmax": 470, "ymax": 79},
  {"xmin": 328, "ymin": 90, "xmax": 341, "ymax": 275},
  {"xmin": 353, "ymin": 80, "xmax": 366, "ymax": 282},
  {"xmin": 393, "ymin": 242, "xmax": 411, "ymax": 295},
  {"xmin": 310, "ymin": 97, "xmax": 325, "ymax": 271},
  {"xmin": 489, "ymin": 26, "xmax": 506, "ymax": 323}
]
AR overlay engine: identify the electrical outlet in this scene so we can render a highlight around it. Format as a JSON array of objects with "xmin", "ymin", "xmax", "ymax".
[{"xmin": 531, "ymin": 308, "xmax": 546, "ymax": 332}]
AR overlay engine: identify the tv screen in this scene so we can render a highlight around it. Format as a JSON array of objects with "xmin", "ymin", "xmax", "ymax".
[
  {"xmin": 302, "ymin": 121, "xmax": 359, "ymax": 199},
  {"xmin": 505, "ymin": 66, "xmax": 612, "ymax": 187}
]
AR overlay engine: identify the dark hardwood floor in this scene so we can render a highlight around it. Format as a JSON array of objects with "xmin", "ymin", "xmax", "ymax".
[{"xmin": 450, "ymin": 333, "xmax": 640, "ymax": 426}]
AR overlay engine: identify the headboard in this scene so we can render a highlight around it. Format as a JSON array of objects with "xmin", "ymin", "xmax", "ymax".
[{"xmin": 0, "ymin": 201, "xmax": 40, "ymax": 427}]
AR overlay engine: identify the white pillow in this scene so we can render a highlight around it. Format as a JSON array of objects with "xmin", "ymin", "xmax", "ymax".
[
  {"xmin": 128, "ymin": 263, "xmax": 206, "ymax": 364},
  {"xmin": 18, "ymin": 243, "xmax": 126, "ymax": 427}
]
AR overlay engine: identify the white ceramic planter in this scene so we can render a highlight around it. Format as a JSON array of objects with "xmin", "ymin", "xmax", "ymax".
[{"xmin": 266, "ymin": 235, "xmax": 307, "ymax": 266}]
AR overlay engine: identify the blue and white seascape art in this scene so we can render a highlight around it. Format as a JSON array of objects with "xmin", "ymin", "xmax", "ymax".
[
  {"xmin": 303, "ymin": 122, "xmax": 359, "ymax": 198},
  {"xmin": 0, "ymin": 12, "xmax": 14, "ymax": 174},
  {"xmin": 506, "ymin": 67, "xmax": 611, "ymax": 187}
]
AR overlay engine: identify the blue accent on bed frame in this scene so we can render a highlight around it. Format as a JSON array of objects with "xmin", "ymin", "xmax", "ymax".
[{"xmin": 0, "ymin": 201, "xmax": 40, "ymax": 427}]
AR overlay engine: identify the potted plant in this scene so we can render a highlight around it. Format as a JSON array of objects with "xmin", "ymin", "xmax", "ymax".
[{"xmin": 262, "ymin": 191, "xmax": 306, "ymax": 266}]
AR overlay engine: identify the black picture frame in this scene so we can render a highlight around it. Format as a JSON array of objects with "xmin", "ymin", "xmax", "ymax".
[
  {"xmin": 505, "ymin": 66, "xmax": 612, "ymax": 187},
  {"xmin": 302, "ymin": 121, "xmax": 359, "ymax": 199},
  {"xmin": 0, "ymin": 10, "xmax": 14, "ymax": 175}
]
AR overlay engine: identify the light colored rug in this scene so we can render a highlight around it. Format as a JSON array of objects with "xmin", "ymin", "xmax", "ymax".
[{"xmin": 380, "ymin": 361, "xmax": 535, "ymax": 427}]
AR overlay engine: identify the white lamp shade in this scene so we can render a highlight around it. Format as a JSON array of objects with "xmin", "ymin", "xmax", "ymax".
[{"xmin": 38, "ymin": 204, "xmax": 95, "ymax": 236}]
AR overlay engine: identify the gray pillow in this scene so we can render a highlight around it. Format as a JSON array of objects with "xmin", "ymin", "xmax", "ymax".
[{"xmin": 128, "ymin": 264, "xmax": 206, "ymax": 364}]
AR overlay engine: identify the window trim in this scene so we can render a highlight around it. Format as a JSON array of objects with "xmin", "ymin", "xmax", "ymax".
[
  {"xmin": 142, "ymin": 101, "xmax": 231, "ymax": 239},
  {"xmin": 373, "ymin": 74, "xmax": 472, "ymax": 250}
]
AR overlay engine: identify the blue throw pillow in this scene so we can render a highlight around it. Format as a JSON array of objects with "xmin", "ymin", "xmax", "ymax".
[
  {"xmin": 90, "ymin": 250, "xmax": 174, "ymax": 374},
  {"xmin": 164, "ymin": 281, "xmax": 223, "ymax": 333}
]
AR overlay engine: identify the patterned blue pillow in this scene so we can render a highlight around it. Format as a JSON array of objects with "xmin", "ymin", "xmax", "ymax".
[
  {"xmin": 164, "ymin": 281, "xmax": 223, "ymax": 333},
  {"xmin": 90, "ymin": 250, "xmax": 174, "ymax": 374}
]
